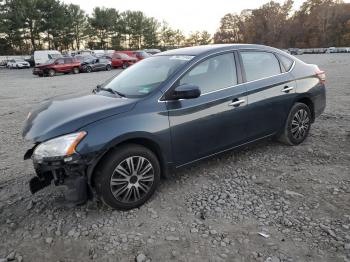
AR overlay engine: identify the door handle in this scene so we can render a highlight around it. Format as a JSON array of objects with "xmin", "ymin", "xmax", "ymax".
[
  {"xmin": 229, "ymin": 99, "xmax": 245, "ymax": 107},
  {"xmin": 282, "ymin": 86, "xmax": 294, "ymax": 93}
]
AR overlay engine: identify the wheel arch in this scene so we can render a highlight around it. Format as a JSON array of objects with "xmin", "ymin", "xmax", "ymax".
[
  {"xmin": 294, "ymin": 96, "xmax": 315, "ymax": 122},
  {"xmin": 88, "ymin": 135, "xmax": 168, "ymax": 188}
]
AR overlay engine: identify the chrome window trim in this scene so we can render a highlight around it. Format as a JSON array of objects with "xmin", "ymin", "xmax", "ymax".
[{"xmin": 158, "ymin": 48, "xmax": 296, "ymax": 102}]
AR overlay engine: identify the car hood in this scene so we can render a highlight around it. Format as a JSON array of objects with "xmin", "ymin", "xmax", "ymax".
[{"xmin": 23, "ymin": 93, "xmax": 136, "ymax": 142}]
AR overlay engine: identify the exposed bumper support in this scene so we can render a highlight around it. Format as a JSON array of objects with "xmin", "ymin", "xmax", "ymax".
[{"xmin": 27, "ymin": 152, "xmax": 91, "ymax": 206}]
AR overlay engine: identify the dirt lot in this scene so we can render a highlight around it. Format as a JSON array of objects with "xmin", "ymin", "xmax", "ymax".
[{"xmin": 0, "ymin": 54, "xmax": 349, "ymax": 262}]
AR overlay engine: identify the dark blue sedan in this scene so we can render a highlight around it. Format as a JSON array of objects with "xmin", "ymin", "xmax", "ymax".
[{"xmin": 23, "ymin": 44, "xmax": 326, "ymax": 210}]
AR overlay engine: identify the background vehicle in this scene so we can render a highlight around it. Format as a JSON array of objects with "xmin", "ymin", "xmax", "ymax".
[
  {"xmin": 34, "ymin": 50, "xmax": 62, "ymax": 65},
  {"xmin": 23, "ymin": 44, "xmax": 326, "ymax": 210},
  {"xmin": 25, "ymin": 55, "xmax": 35, "ymax": 67},
  {"xmin": 326, "ymin": 47, "xmax": 337, "ymax": 53},
  {"xmin": 111, "ymin": 52, "xmax": 137, "ymax": 68},
  {"xmin": 75, "ymin": 54, "xmax": 95, "ymax": 64},
  {"xmin": 144, "ymin": 49, "xmax": 161, "ymax": 55},
  {"xmin": 288, "ymin": 48, "xmax": 303, "ymax": 55},
  {"xmin": 80, "ymin": 57, "xmax": 112, "ymax": 73},
  {"xmin": 6, "ymin": 59, "xmax": 30, "ymax": 69},
  {"xmin": 33, "ymin": 57, "xmax": 80, "ymax": 77},
  {"xmin": 118, "ymin": 50, "xmax": 150, "ymax": 61}
]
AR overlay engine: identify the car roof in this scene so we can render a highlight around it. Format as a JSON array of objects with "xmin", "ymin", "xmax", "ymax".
[{"xmin": 156, "ymin": 44, "xmax": 282, "ymax": 57}]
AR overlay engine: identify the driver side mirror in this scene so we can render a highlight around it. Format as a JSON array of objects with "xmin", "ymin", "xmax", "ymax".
[{"xmin": 169, "ymin": 84, "xmax": 201, "ymax": 100}]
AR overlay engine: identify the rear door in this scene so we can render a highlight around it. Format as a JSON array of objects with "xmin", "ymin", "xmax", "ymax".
[
  {"xmin": 166, "ymin": 52, "xmax": 249, "ymax": 166},
  {"xmin": 63, "ymin": 58, "xmax": 73, "ymax": 72},
  {"xmin": 238, "ymin": 50, "xmax": 297, "ymax": 139}
]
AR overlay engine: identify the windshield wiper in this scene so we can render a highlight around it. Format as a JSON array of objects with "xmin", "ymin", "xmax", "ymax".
[{"xmin": 98, "ymin": 86, "xmax": 126, "ymax": 97}]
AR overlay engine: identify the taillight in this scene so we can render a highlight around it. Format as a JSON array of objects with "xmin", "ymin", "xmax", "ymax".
[{"xmin": 315, "ymin": 68, "xmax": 326, "ymax": 83}]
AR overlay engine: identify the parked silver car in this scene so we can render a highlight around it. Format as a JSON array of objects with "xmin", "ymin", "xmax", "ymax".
[{"xmin": 7, "ymin": 59, "xmax": 30, "ymax": 69}]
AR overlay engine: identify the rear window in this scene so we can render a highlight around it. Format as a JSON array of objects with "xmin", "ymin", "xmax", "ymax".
[
  {"xmin": 277, "ymin": 54, "xmax": 294, "ymax": 71},
  {"xmin": 241, "ymin": 51, "xmax": 281, "ymax": 82}
]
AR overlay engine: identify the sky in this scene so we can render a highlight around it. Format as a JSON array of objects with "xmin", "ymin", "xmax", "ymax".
[{"xmin": 62, "ymin": 0, "xmax": 306, "ymax": 35}]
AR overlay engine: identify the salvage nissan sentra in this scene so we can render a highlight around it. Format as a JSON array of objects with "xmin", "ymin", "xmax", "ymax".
[{"xmin": 23, "ymin": 44, "xmax": 326, "ymax": 210}]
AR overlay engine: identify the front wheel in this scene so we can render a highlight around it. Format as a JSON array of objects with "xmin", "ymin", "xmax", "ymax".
[
  {"xmin": 106, "ymin": 64, "xmax": 112, "ymax": 71},
  {"xmin": 122, "ymin": 62, "xmax": 128, "ymax": 69},
  {"xmin": 48, "ymin": 69, "xmax": 55, "ymax": 77},
  {"xmin": 278, "ymin": 102, "xmax": 312, "ymax": 145},
  {"xmin": 93, "ymin": 144, "xmax": 160, "ymax": 210},
  {"xmin": 86, "ymin": 66, "xmax": 92, "ymax": 73}
]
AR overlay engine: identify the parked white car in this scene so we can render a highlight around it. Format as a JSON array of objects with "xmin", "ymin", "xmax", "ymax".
[{"xmin": 6, "ymin": 59, "xmax": 30, "ymax": 69}]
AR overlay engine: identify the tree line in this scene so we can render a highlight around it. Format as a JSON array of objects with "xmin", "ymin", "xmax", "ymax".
[
  {"xmin": 0, "ymin": 0, "xmax": 212, "ymax": 55},
  {"xmin": 1, "ymin": 0, "xmax": 350, "ymax": 55},
  {"xmin": 214, "ymin": 0, "xmax": 350, "ymax": 48}
]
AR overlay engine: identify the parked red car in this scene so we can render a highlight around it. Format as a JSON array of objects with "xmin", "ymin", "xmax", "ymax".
[
  {"xmin": 111, "ymin": 52, "xmax": 138, "ymax": 69},
  {"xmin": 33, "ymin": 57, "xmax": 80, "ymax": 77},
  {"xmin": 118, "ymin": 50, "xmax": 150, "ymax": 61}
]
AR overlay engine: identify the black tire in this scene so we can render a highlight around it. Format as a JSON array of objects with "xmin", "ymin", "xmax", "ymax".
[
  {"xmin": 86, "ymin": 66, "xmax": 92, "ymax": 73},
  {"xmin": 122, "ymin": 62, "xmax": 128, "ymax": 69},
  {"xmin": 106, "ymin": 64, "xmax": 112, "ymax": 71},
  {"xmin": 278, "ymin": 102, "xmax": 312, "ymax": 145},
  {"xmin": 93, "ymin": 144, "xmax": 161, "ymax": 210},
  {"xmin": 72, "ymin": 67, "xmax": 80, "ymax": 74},
  {"xmin": 48, "ymin": 69, "xmax": 55, "ymax": 77}
]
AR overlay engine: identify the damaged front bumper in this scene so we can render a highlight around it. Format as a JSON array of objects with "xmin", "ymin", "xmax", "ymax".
[{"xmin": 24, "ymin": 146, "xmax": 90, "ymax": 205}]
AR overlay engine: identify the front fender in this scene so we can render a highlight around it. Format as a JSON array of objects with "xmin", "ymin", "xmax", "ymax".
[{"xmin": 76, "ymin": 96, "xmax": 172, "ymax": 180}]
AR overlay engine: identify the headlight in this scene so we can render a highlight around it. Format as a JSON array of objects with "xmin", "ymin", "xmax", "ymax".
[{"xmin": 33, "ymin": 131, "xmax": 87, "ymax": 161}]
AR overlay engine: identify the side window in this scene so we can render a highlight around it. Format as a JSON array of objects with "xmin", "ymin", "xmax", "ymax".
[
  {"xmin": 179, "ymin": 53, "xmax": 237, "ymax": 94},
  {"xmin": 277, "ymin": 54, "xmax": 294, "ymax": 72},
  {"xmin": 241, "ymin": 51, "xmax": 281, "ymax": 82},
  {"xmin": 56, "ymin": 59, "xmax": 64, "ymax": 64},
  {"xmin": 64, "ymin": 58, "xmax": 72, "ymax": 64}
]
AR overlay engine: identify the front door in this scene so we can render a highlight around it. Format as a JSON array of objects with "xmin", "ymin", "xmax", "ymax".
[
  {"xmin": 166, "ymin": 52, "xmax": 249, "ymax": 166},
  {"xmin": 54, "ymin": 58, "xmax": 65, "ymax": 72}
]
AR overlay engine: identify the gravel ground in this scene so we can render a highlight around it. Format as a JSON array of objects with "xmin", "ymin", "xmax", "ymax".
[{"xmin": 0, "ymin": 54, "xmax": 349, "ymax": 262}]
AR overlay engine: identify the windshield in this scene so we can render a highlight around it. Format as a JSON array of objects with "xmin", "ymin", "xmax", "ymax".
[
  {"xmin": 45, "ymin": 58, "xmax": 56, "ymax": 64},
  {"xmin": 102, "ymin": 55, "xmax": 193, "ymax": 98},
  {"xmin": 137, "ymin": 51, "xmax": 150, "ymax": 58}
]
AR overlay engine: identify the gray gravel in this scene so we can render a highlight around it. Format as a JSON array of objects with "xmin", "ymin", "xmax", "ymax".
[{"xmin": 0, "ymin": 54, "xmax": 349, "ymax": 261}]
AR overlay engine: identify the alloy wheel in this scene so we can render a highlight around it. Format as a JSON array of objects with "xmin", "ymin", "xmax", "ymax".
[
  {"xmin": 48, "ymin": 69, "xmax": 55, "ymax": 77},
  {"xmin": 291, "ymin": 109, "xmax": 310, "ymax": 140},
  {"xmin": 110, "ymin": 156, "xmax": 155, "ymax": 203}
]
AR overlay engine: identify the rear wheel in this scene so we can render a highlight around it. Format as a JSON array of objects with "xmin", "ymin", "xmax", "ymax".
[
  {"xmin": 106, "ymin": 64, "xmax": 112, "ymax": 71},
  {"xmin": 48, "ymin": 69, "xmax": 55, "ymax": 77},
  {"xmin": 94, "ymin": 144, "xmax": 160, "ymax": 210},
  {"xmin": 122, "ymin": 62, "xmax": 128, "ymax": 69},
  {"xmin": 278, "ymin": 102, "xmax": 312, "ymax": 145},
  {"xmin": 72, "ymin": 67, "xmax": 79, "ymax": 74}
]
